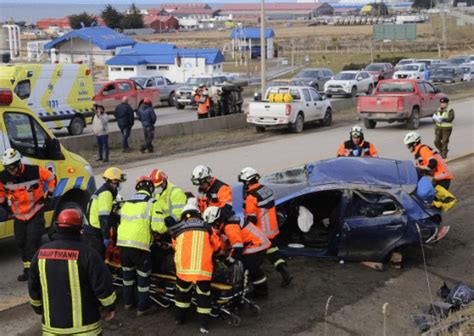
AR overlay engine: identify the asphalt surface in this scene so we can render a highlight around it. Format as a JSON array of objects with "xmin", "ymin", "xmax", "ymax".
[{"xmin": 0, "ymin": 97, "xmax": 472, "ymax": 335}]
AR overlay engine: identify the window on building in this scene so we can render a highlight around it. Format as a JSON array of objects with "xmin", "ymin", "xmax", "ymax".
[
  {"xmin": 110, "ymin": 67, "xmax": 122, "ymax": 72},
  {"xmin": 146, "ymin": 65, "xmax": 157, "ymax": 70},
  {"xmin": 159, "ymin": 66, "xmax": 169, "ymax": 70},
  {"xmin": 123, "ymin": 67, "xmax": 134, "ymax": 72}
]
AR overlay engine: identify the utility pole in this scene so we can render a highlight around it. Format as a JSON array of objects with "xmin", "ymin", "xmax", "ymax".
[
  {"xmin": 260, "ymin": 0, "xmax": 266, "ymax": 95},
  {"xmin": 440, "ymin": 9, "xmax": 447, "ymax": 57}
]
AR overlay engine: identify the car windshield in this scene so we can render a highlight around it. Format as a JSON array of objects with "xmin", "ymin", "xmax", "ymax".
[
  {"xmin": 366, "ymin": 64, "xmax": 383, "ymax": 71},
  {"xmin": 131, "ymin": 77, "xmax": 146, "ymax": 87},
  {"xmin": 334, "ymin": 73, "xmax": 356, "ymax": 80},
  {"xmin": 400, "ymin": 65, "xmax": 420, "ymax": 71},
  {"xmin": 433, "ymin": 68, "xmax": 455, "ymax": 76},
  {"xmin": 93, "ymin": 83, "xmax": 103, "ymax": 94},
  {"xmin": 186, "ymin": 77, "xmax": 212, "ymax": 86},
  {"xmin": 448, "ymin": 58, "xmax": 466, "ymax": 65},
  {"xmin": 377, "ymin": 83, "xmax": 415, "ymax": 93},
  {"xmin": 261, "ymin": 166, "xmax": 308, "ymax": 184},
  {"xmin": 460, "ymin": 67, "xmax": 470, "ymax": 73},
  {"xmin": 295, "ymin": 70, "xmax": 318, "ymax": 78},
  {"xmin": 398, "ymin": 60, "xmax": 413, "ymax": 65}
]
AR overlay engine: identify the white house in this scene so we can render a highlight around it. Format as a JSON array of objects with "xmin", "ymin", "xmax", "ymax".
[
  {"xmin": 44, "ymin": 27, "xmax": 136, "ymax": 66},
  {"xmin": 106, "ymin": 43, "xmax": 225, "ymax": 83},
  {"xmin": 230, "ymin": 27, "xmax": 275, "ymax": 60}
]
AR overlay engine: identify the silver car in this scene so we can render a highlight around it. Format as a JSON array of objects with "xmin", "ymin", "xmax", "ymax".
[{"xmin": 293, "ymin": 68, "xmax": 334, "ymax": 92}]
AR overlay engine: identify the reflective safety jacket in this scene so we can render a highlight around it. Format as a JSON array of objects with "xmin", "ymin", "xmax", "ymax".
[
  {"xmin": 413, "ymin": 144, "xmax": 454, "ymax": 182},
  {"xmin": 222, "ymin": 216, "xmax": 271, "ymax": 255},
  {"xmin": 28, "ymin": 234, "xmax": 116, "ymax": 335},
  {"xmin": 154, "ymin": 182, "xmax": 187, "ymax": 227},
  {"xmin": 197, "ymin": 96, "xmax": 211, "ymax": 115},
  {"xmin": 170, "ymin": 217, "xmax": 221, "ymax": 282},
  {"xmin": 197, "ymin": 177, "xmax": 232, "ymax": 213},
  {"xmin": 87, "ymin": 183, "xmax": 117, "ymax": 239},
  {"xmin": 244, "ymin": 182, "xmax": 279, "ymax": 239},
  {"xmin": 117, "ymin": 190, "xmax": 167, "ymax": 252},
  {"xmin": 337, "ymin": 140, "xmax": 378, "ymax": 158},
  {"xmin": 432, "ymin": 185, "xmax": 457, "ymax": 211},
  {"xmin": 0, "ymin": 164, "xmax": 55, "ymax": 221},
  {"xmin": 434, "ymin": 108, "xmax": 454, "ymax": 128}
]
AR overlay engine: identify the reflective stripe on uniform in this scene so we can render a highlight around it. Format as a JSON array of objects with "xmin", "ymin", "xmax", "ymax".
[
  {"xmin": 122, "ymin": 266, "xmax": 135, "ymax": 272},
  {"xmin": 120, "ymin": 214, "xmax": 150, "ymax": 222},
  {"xmin": 175, "ymin": 301, "xmax": 191, "ymax": 309},
  {"xmin": 116, "ymin": 240, "xmax": 150, "ymax": 251},
  {"xmin": 257, "ymin": 196, "xmax": 274, "ymax": 207},
  {"xmin": 23, "ymin": 261, "xmax": 31, "ymax": 268},
  {"xmin": 197, "ymin": 307, "xmax": 211, "ymax": 314},
  {"xmin": 98, "ymin": 210, "xmax": 110, "ymax": 216},
  {"xmin": 196, "ymin": 286, "xmax": 210, "ymax": 296},
  {"xmin": 98, "ymin": 292, "xmax": 116, "ymax": 307},
  {"xmin": 38, "ymin": 259, "xmax": 51, "ymax": 327},
  {"xmin": 30, "ymin": 297, "xmax": 42, "ymax": 307},
  {"xmin": 176, "ymin": 283, "xmax": 193, "ymax": 292},
  {"xmin": 68, "ymin": 260, "xmax": 83, "ymax": 328},
  {"xmin": 42, "ymin": 320, "xmax": 102, "ymax": 335},
  {"xmin": 137, "ymin": 286, "xmax": 149, "ymax": 293},
  {"xmin": 253, "ymin": 276, "xmax": 267, "ymax": 285},
  {"xmin": 137, "ymin": 269, "xmax": 151, "ymax": 278},
  {"xmin": 123, "ymin": 280, "xmax": 135, "ymax": 286}
]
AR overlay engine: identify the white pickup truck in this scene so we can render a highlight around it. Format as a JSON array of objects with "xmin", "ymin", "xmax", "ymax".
[{"xmin": 247, "ymin": 86, "xmax": 332, "ymax": 133}]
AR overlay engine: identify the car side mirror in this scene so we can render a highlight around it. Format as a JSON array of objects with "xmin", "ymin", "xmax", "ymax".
[
  {"xmin": 356, "ymin": 77, "xmax": 362, "ymax": 81},
  {"xmin": 320, "ymin": 94, "xmax": 326, "ymax": 101}
]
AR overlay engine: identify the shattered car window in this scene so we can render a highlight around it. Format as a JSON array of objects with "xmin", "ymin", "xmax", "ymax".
[{"xmin": 261, "ymin": 166, "xmax": 308, "ymax": 184}]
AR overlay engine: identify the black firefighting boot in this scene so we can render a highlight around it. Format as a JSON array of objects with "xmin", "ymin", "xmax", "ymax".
[
  {"xmin": 277, "ymin": 263, "xmax": 293, "ymax": 288},
  {"xmin": 249, "ymin": 281, "xmax": 268, "ymax": 298},
  {"xmin": 17, "ymin": 268, "xmax": 29, "ymax": 282},
  {"xmin": 199, "ymin": 314, "xmax": 210, "ymax": 334},
  {"xmin": 175, "ymin": 307, "xmax": 187, "ymax": 325}
]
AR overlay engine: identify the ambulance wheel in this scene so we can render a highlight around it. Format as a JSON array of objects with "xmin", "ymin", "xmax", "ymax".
[{"xmin": 68, "ymin": 117, "xmax": 85, "ymax": 136}]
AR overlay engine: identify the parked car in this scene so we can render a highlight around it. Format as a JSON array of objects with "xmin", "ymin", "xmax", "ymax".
[
  {"xmin": 231, "ymin": 157, "xmax": 445, "ymax": 261},
  {"xmin": 416, "ymin": 59, "xmax": 443, "ymax": 70},
  {"xmin": 356, "ymin": 79, "xmax": 446, "ymax": 129},
  {"xmin": 129, "ymin": 76, "xmax": 182, "ymax": 106},
  {"xmin": 469, "ymin": 55, "xmax": 474, "ymax": 64},
  {"xmin": 430, "ymin": 61, "xmax": 450, "ymax": 71},
  {"xmin": 247, "ymin": 85, "xmax": 332, "ymax": 133},
  {"xmin": 392, "ymin": 63, "xmax": 429, "ymax": 80},
  {"xmin": 446, "ymin": 55, "xmax": 471, "ymax": 66},
  {"xmin": 253, "ymin": 79, "xmax": 306, "ymax": 101},
  {"xmin": 394, "ymin": 58, "xmax": 416, "ymax": 71},
  {"xmin": 364, "ymin": 63, "xmax": 395, "ymax": 83},
  {"xmin": 292, "ymin": 68, "xmax": 334, "ymax": 91},
  {"xmin": 93, "ymin": 79, "xmax": 161, "ymax": 113},
  {"xmin": 430, "ymin": 66, "xmax": 464, "ymax": 84},
  {"xmin": 460, "ymin": 63, "xmax": 474, "ymax": 81},
  {"xmin": 174, "ymin": 75, "xmax": 229, "ymax": 109},
  {"xmin": 324, "ymin": 71, "xmax": 374, "ymax": 98}
]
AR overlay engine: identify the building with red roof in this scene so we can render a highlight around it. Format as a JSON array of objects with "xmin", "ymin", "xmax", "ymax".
[
  {"xmin": 143, "ymin": 15, "xmax": 179, "ymax": 32},
  {"xmin": 220, "ymin": 2, "xmax": 333, "ymax": 20}
]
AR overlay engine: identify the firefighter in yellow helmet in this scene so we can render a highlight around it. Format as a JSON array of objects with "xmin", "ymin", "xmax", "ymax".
[
  {"xmin": 83, "ymin": 167, "xmax": 126, "ymax": 258},
  {"xmin": 117, "ymin": 176, "xmax": 167, "ymax": 316}
]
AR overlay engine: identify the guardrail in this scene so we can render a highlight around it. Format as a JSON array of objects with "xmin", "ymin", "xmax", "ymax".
[{"xmin": 59, "ymin": 81, "xmax": 474, "ymax": 153}]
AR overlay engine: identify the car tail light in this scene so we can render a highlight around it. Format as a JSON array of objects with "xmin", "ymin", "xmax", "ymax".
[
  {"xmin": 397, "ymin": 97, "xmax": 404, "ymax": 110},
  {"xmin": 285, "ymin": 104, "xmax": 292, "ymax": 116},
  {"xmin": 0, "ymin": 89, "xmax": 13, "ymax": 105}
]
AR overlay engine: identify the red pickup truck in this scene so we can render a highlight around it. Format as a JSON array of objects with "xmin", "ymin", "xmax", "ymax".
[
  {"xmin": 94, "ymin": 79, "xmax": 161, "ymax": 113},
  {"xmin": 357, "ymin": 79, "xmax": 446, "ymax": 129}
]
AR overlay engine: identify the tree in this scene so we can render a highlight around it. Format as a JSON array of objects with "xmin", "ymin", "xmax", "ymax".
[
  {"xmin": 69, "ymin": 12, "xmax": 95, "ymax": 29},
  {"xmin": 101, "ymin": 4, "xmax": 123, "ymax": 29},
  {"xmin": 121, "ymin": 3, "xmax": 144, "ymax": 29},
  {"xmin": 412, "ymin": 0, "xmax": 433, "ymax": 9}
]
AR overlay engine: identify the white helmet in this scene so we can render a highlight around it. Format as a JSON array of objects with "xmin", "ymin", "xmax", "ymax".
[
  {"xmin": 350, "ymin": 125, "xmax": 363, "ymax": 138},
  {"xmin": 203, "ymin": 206, "xmax": 221, "ymax": 224},
  {"xmin": 2, "ymin": 148, "xmax": 21, "ymax": 166},
  {"xmin": 181, "ymin": 202, "xmax": 201, "ymax": 220},
  {"xmin": 191, "ymin": 165, "xmax": 212, "ymax": 185},
  {"xmin": 238, "ymin": 167, "xmax": 260, "ymax": 183},
  {"xmin": 404, "ymin": 131, "xmax": 421, "ymax": 145}
]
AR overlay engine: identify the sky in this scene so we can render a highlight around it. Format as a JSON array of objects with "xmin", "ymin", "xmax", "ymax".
[{"xmin": 1, "ymin": 0, "xmax": 288, "ymax": 3}]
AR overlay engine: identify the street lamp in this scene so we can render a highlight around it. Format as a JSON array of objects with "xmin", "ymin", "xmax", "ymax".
[{"xmin": 260, "ymin": 0, "xmax": 266, "ymax": 96}]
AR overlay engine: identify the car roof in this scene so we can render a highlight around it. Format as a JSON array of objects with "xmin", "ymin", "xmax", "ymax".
[
  {"xmin": 400, "ymin": 63, "xmax": 425, "ymax": 67},
  {"xmin": 339, "ymin": 71, "xmax": 358, "ymax": 74}
]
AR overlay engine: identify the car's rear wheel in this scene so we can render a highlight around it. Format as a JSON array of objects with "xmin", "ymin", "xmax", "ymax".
[
  {"xmin": 406, "ymin": 107, "xmax": 420, "ymax": 129},
  {"xmin": 68, "ymin": 117, "xmax": 85, "ymax": 136},
  {"xmin": 350, "ymin": 86, "xmax": 357, "ymax": 98},
  {"xmin": 290, "ymin": 113, "xmax": 304, "ymax": 133},
  {"xmin": 363, "ymin": 118, "xmax": 377, "ymax": 129},
  {"xmin": 174, "ymin": 101, "xmax": 185, "ymax": 110},
  {"xmin": 256, "ymin": 126, "xmax": 266, "ymax": 133},
  {"xmin": 321, "ymin": 108, "xmax": 332, "ymax": 126}
]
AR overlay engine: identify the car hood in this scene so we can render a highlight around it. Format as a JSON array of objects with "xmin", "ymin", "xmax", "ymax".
[
  {"xmin": 394, "ymin": 71, "xmax": 418, "ymax": 75},
  {"xmin": 176, "ymin": 85, "xmax": 194, "ymax": 92},
  {"xmin": 294, "ymin": 77, "xmax": 314, "ymax": 83},
  {"xmin": 325, "ymin": 79, "xmax": 355, "ymax": 86},
  {"xmin": 431, "ymin": 75, "xmax": 455, "ymax": 80}
]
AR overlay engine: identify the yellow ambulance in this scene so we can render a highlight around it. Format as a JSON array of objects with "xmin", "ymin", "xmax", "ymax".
[
  {"xmin": 0, "ymin": 88, "xmax": 96, "ymax": 240},
  {"xmin": 0, "ymin": 63, "xmax": 94, "ymax": 135}
]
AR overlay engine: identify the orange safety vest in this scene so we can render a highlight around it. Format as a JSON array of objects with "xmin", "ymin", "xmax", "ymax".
[
  {"xmin": 172, "ymin": 217, "xmax": 220, "ymax": 282},
  {"xmin": 336, "ymin": 140, "xmax": 378, "ymax": 158},
  {"xmin": 197, "ymin": 178, "xmax": 232, "ymax": 213},
  {"xmin": 0, "ymin": 164, "xmax": 55, "ymax": 220},
  {"xmin": 197, "ymin": 96, "xmax": 211, "ymax": 115},
  {"xmin": 219, "ymin": 216, "xmax": 271, "ymax": 255},
  {"xmin": 244, "ymin": 183, "xmax": 279, "ymax": 239},
  {"xmin": 413, "ymin": 144, "xmax": 453, "ymax": 181}
]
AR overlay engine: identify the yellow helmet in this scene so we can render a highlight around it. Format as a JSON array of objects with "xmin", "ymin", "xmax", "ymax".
[{"xmin": 103, "ymin": 167, "xmax": 126, "ymax": 182}]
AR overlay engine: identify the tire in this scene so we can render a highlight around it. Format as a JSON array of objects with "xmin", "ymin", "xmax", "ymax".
[
  {"xmin": 290, "ymin": 113, "xmax": 304, "ymax": 133},
  {"xmin": 256, "ymin": 126, "xmax": 266, "ymax": 133},
  {"xmin": 174, "ymin": 101, "xmax": 185, "ymax": 110},
  {"xmin": 350, "ymin": 86, "xmax": 357, "ymax": 98},
  {"xmin": 168, "ymin": 93, "xmax": 175, "ymax": 106},
  {"xmin": 321, "ymin": 108, "xmax": 332, "ymax": 126},
  {"xmin": 367, "ymin": 84, "xmax": 373, "ymax": 95},
  {"xmin": 363, "ymin": 118, "xmax": 377, "ymax": 129},
  {"xmin": 68, "ymin": 116, "xmax": 84, "ymax": 136},
  {"xmin": 406, "ymin": 107, "xmax": 420, "ymax": 129}
]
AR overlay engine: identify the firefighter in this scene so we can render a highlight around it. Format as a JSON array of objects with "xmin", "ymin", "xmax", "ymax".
[
  {"xmin": 149, "ymin": 169, "xmax": 187, "ymax": 228},
  {"xmin": 433, "ymin": 97, "xmax": 455, "ymax": 159},
  {"xmin": 197, "ymin": 88, "xmax": 212, "ymax": 119},
  {"xmin": 83, "ymin": 167, "xmax": 126, "ymax": 258},
  {"xmin": 117, "ymin": 176, "xmax": 167, "ymax": 316},
  {"xmin": 404, "ymin": 132, "xmax": 454, "ymax": 190},
  {"xmin": 191, "ymin": 165, "xmax": 233, "ymax": 216},
  {"xmin": 166, "ymin": 202, "xmax": 221, "ymax": 334},
  {"xmin": 238, "ymin": 167, "xmax": 293, "ymax": 288},
  {"xmin": 203, "ymin": 206, "xmax": 271, "ymax": 297},
  {"xmin": 0, "ymin": 148, "xmax": 55, "ymax": 281},
  {"xmin": 28, "ymin": 208, "xmax": 116, "ymax": 335},
  {"xmin": 337, "ymin": 125, "xmax": 379, "ymax": 158}
]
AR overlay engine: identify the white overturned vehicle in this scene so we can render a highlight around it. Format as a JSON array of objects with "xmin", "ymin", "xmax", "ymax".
[{"xmin": 247, "ymin": 86, "xmax": 332, "ymax": 133}]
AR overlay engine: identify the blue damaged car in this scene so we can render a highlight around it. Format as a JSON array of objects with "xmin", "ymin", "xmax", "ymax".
[{"xmin": 232, "ymin": 157, "xmax": 444, "ymax": 262}]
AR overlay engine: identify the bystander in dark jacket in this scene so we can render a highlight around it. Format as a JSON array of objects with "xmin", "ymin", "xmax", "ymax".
[
  {"xmin": 114, "ymin": 97, "xmax": 135, "ymax": 152},
  {"xmin": 138, "ymin": 98, "xmax": 156, "ymax": 153}
]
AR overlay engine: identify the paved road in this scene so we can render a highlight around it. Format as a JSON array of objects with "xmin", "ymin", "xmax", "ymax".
[{"xmin": 0, "ymin": 97, "xmax": 472, "ymax": 319}]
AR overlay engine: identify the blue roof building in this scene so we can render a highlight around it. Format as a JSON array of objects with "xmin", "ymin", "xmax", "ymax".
[
  {"xmin": 230, "ymin": 27, "xmax": 276, "ymax": 60},
  {"xmin": 230, "ymin": 28, "xmax": 275, "ymax": 40},
  {"xmin": 106, "ymin": 43, "xmax": 225, "ymax": 83}
]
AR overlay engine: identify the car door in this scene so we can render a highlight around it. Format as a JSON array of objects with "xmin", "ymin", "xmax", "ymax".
[
  {"xmin": 301, "ymin": 88, "xmax": 313, "ymax": 119},
  {"xmin": 422, "ymin": 82, "xmax": 439, "ymax": 115},
  {"xmin": 337, "ymin": 190, "xmax": 408, "ymax": 261},
  {"xmin": 99, "ymin": 83, "xmax": 119, "ymax": 112},
  {"xmin": 309, "ymin": 88, "xmax": 324, "ymax": 119},
  {"xmin": 154, "ymin": 76, "xmax": 167, "ymax": 99}
]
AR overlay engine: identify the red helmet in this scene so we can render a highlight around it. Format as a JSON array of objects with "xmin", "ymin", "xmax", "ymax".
[
  {"xmin": 56, "ymin": 208, "xmax": 83, "ymax": 228},
  {"xmin": 150, "ymin": 169, "xmax": 168, "ymax": 186},
  {"xmin": 143, "ymin": 97, "xmax": 151, "ymax": 104},
  {"xmin": 135, "ymin": 175, "xmax": 155, "ymax": 193}
]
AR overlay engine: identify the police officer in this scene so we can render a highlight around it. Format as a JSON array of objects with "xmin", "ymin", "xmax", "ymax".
[
  {"xmin": 0, "ymin": 148, "xmax": 56, "ymax": 281},
  {"xmin": 117, "ymin": 176, "xmax": 167, "ymax": 316},
  {"xmin": 28, "ymin": 208, "xmax": 116, "ymax": 335},
  {"xmin": 238, "ymin": 167, "xmax": 293, "ymax": 288},
  {"xmin": 84, "ymin": 167, "xmax": 126, "ymax": 258},
  {"xmin": 433, "ymin": 97, "xmax": 455, "ymax": 159},
  {"xmin": 337, "ymin": 125, "xmax": 378, "ymax": 158}
]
